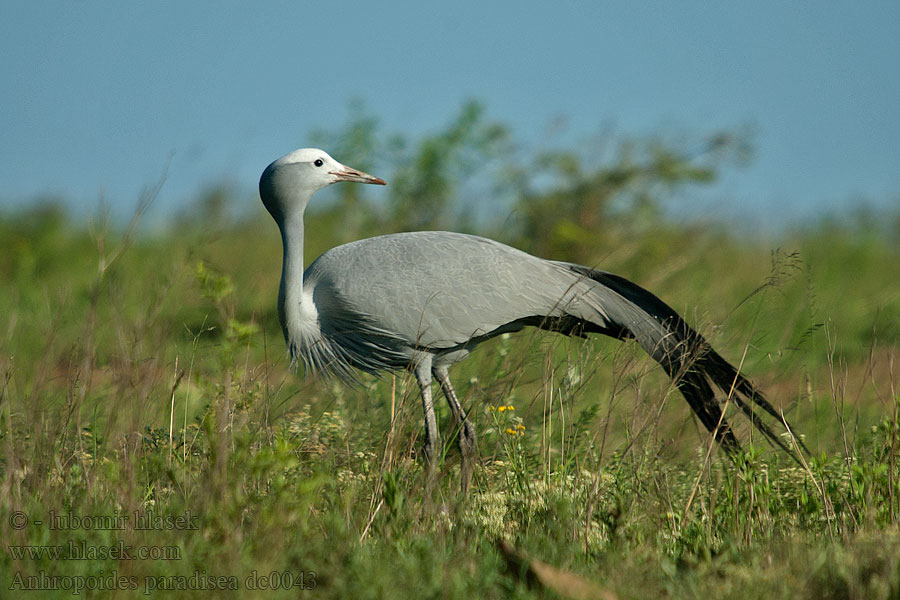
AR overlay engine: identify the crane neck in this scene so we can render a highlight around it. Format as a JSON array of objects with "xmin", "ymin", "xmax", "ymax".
[{"xmin": 277, "ymin": 209, "xmax": 306, "ymax": 346}]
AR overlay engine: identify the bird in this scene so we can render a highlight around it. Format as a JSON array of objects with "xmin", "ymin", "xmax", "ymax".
[{"xmin": 259, "ymin": 148, "xmax": 805, "ymax": 492}]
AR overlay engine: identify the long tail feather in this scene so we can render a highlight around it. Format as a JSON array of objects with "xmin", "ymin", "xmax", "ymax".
[{"xmin": 565, "ymin": 264, "xmax": 807, "ymax": 459}]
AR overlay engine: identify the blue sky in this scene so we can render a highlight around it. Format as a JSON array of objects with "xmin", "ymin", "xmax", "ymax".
[{"xmin": 2, "ymin": 2, "xmax": 898, "ymax": 228}]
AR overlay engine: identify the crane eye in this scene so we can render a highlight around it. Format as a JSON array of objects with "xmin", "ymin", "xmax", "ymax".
[{"xmin": 314, "ymin": 159, "xmax": 324, "ymax": 167}]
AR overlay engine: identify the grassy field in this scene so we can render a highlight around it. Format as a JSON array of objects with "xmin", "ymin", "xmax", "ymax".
[{"xmin": 1, "ymin": 194, "xmax": 899, "ymax": 598}]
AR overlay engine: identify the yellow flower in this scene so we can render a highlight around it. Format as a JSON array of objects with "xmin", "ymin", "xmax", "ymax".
[{"xmin": 516, "ymin": 424, "xmax": 525, "ymax": 431}]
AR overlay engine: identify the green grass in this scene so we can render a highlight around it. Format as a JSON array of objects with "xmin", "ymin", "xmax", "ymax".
[{"xmin": 2, "ymin": 203, "xmax": 899, "ymax": 599}]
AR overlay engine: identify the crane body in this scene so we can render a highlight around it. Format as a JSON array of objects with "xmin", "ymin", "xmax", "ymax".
[{"xmin": 260, "ymin": 148, "xmax": 803, "ymax": 493}]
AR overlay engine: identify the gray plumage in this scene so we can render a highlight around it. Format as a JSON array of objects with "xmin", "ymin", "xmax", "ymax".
[{"xmin": 260, "ymin": 148, "xmax": 805, "ymax": 491}]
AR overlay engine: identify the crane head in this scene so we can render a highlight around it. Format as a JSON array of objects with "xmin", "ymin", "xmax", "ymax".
[{"xmin": 260, "ymin": 148, "xmax": 385, "ymax": 223}]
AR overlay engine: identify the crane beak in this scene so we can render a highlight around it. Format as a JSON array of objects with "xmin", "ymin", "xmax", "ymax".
[{"xmin": 329, "ymin": 164, "xmax": 386, "ymax": 186}]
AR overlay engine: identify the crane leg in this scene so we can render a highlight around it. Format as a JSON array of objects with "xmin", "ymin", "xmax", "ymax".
[
  {"xmin": 434, "ymin": 365, "xmax": 476, "ymax": 495},
  {"xmin": 414, "ymin": 361, "xmax": 440, "ymax": 479}
]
